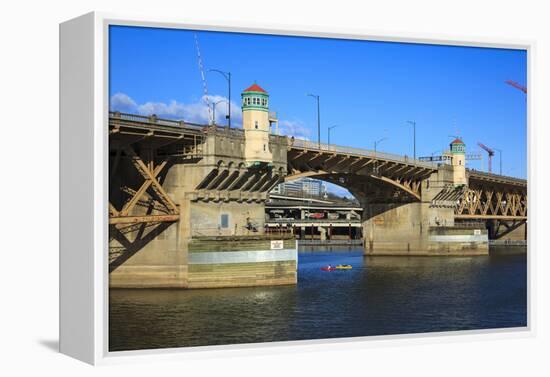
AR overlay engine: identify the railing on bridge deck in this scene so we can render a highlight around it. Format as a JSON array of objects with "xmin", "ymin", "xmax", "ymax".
[
  {"xmin": 290, "ymin": 138, "xmax": 437, "ymax": 169},
  {"xmin": 467, "ymin": 168, "xmax": 527, "ymax": 186},
  {"xmin": 110, "ymin": 111, "xmax": 205, "ymax": 131}
]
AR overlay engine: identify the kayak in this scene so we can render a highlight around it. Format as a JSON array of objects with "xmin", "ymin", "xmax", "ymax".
[
  {"xmin": 320, "ymin": 267, "xmax": 336, "ymax": 271},
  {"xmin": 335, "ymin": 265, "xmax": 352, "ymax": 270}
]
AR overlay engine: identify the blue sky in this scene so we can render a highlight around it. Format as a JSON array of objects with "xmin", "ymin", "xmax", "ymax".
[{"xmin": 109, "ymin": 25, "xmax": 527, "ymax": 190}]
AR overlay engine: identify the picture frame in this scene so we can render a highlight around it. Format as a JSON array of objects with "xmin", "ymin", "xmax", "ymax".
[{"xmin": 59, "ymin": 11, "xmax": 534, "ymax": 365}]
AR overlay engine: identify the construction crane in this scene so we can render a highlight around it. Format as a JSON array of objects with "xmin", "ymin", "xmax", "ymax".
[
  {"xmin": 505, "ymin": 80, "xmax": 527, "ymax": 94},
  {"xmin": 478, "ymin": 142, "xmax": 495, "ymax": 173},
  {"xmin": 194, "ymin": 33, "xmax": 213, "ymax": 123}
]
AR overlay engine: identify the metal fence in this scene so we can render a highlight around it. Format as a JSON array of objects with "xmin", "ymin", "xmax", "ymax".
[
  {"xmin": 266, "ymin": 218, "xmax": 361, "ymax": 224},
  {"xmin": 298, "ymin": 239, "xmax": 364, "ymax": 246},
  {"xmin": 489, "ymin": 239, "xmax": 527, "ymax": 246}
]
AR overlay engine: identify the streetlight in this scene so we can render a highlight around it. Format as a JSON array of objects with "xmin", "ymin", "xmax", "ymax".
[
  {"xmin": 374, "ymin": 137, "xmax": 387, "ymax": 154},
  {"xmin": 208, "ymin": 69, "xmax": 232, "ymax": 128},
  {"xmin": 406, "ymin": 120, "xmax": 416, "ymax": 160},
  {"xmin": 328, "ymin": 125, "xmax": 339, "ymax": 150},
  {"xmin": 374, "ymin": 137, "xmax": 388, "ymax": 174},
  {"xmin": 494, "ymin": 148, "xmax": 503, "ymax": 175},
  {"xmin": 211, "ymin": 99, "xmax": 228, "ymax": 125},
  {"xmin": 307, "ymin": 93, "xmax": 321, "ymax": 150}
]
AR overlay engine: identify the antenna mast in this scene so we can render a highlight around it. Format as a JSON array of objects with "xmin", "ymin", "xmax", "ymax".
[{"xmin": 194, "ymin": 33, "xmax": 212, "ymax": 124}]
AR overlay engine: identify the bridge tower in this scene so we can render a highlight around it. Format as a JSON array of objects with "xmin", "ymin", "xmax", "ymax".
[
  {"xmin": 242, "ymin": 83, "xmax": 273, "ymax": 166},
  {"xmin": 450, "ymin": 138, "xmax": 467, "ymax": 185}
]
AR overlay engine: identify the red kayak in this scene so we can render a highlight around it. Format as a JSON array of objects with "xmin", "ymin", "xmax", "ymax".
[{"xmin": 320, "ymin": 267, "xmax": 336, "ymax": 271}]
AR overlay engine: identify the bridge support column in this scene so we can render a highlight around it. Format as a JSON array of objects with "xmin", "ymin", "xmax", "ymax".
[
  {"xmin": 362, "ymin": 201, "xmax": 488, "ymax": 256},
  {"xmin": 362, "ymin": 202, "xmax": 427, "ymax": 255}
]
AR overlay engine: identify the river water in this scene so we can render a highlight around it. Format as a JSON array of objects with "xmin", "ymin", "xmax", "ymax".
[{"xmin": 109, "ymin": 248, "xmax": 527, "ymax": 351}]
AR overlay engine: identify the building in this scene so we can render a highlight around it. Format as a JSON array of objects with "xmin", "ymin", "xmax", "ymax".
[
  {"xmin": 271, "ymin": 178, "xmax": 327, "ymax": 198},
  {"xmin": 241, "ymin": 83, "xmax": 272, "ymax": 166},
  {"xmin": 449, "ymin": 138, "xmax": 467, "ymax": 185}
]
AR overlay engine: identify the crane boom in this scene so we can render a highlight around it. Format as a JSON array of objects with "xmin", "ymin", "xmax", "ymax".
[
  {"xmin": 505, "ymin": 80, "xmax": 527, "ymax": 94},
  {"xmin": 194, "ymin": 33, "xmax": 212, "ymax": 123},
  {"xmin": 478, "ymin": 142, "xmax": 495, "ymax": 173}
]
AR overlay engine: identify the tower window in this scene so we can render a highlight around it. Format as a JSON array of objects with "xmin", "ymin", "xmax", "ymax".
[
  {"xmin": 255, "ymin": 121, "xmax": 258, "ymax": 129},
  {"xmin": 263, "ymin": 144, "xmax": 266, "ymax": 151}
]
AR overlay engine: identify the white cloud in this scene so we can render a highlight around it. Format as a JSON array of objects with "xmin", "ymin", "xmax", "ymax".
[
  {"xmin": 110, "ymin": 93, "xmax": 313, "ymax": 139},
  {"xmin": 110, "ymin": 92, "xmax": 242, "ymax": 126},
  {"xmin": 277, "ymin": 119, "xmax": 311, "ymax": 140},
  {"xmin": 110, "ymin": 93, "xmax": 137, "ymax": 113}
]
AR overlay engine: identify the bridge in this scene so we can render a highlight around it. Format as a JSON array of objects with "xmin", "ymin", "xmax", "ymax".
[{"xmin": 108, "ymin": 84, "xmax": 527, "ymax": 288}]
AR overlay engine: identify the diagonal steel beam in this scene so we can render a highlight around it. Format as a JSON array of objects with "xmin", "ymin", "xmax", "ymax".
[{"xmin": 122, "ymin": 145, "xmax": 178, "ymax": 215}]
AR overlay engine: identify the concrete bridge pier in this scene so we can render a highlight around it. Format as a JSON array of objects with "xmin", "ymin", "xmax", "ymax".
[
  {"xmin": 362, "ymin": 202, "xmax": 429, "ymax": 254},
  {"xmin": 361, "ymin": 165, "xmax": 488, "ymax": 256}
]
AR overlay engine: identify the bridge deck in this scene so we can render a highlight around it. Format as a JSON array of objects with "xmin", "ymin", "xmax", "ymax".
[{"xmin": 289, "ymin": 139, "xmax": 437, "ymax": 170}]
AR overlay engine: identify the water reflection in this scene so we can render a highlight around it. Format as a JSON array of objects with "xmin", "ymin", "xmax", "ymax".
[{"xmin": 110, "ymin": 248, "xmax": 527, "ymax": 351}]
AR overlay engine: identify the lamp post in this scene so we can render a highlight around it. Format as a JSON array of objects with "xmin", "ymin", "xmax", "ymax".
[
  {"xmin": 406, "ymin": 120, "xmax": 416, "ymax": 160},
  {"xmin": 208, "ymin": 69, "xmax": 231, "ymax": 128},
  {"xmin": 495, "ymin": 148, "xmax": 503, "ymax": 175},
  {"xmin": 374, "ymin": 137, "xmax": 388, "ymax": 174},
  {"xmin": 328, "ymin": 125, "xmax": 339, "ymax": 150},
  {"xmin": 211, "ymin": 99, "xmax": 228, "ymax": 125},
  {"xmin": 307, "ymin": 93, "xmax": 321, "ymax": 150}
]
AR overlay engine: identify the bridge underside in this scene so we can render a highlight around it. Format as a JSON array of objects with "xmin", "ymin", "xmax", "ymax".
[
  {"xmin": 109, "ymin": 118, "xmax": 203, "ymax": 272},
  {"xmin": 287, "ymin": 147, "xmax": 435, "ymax": 204}
]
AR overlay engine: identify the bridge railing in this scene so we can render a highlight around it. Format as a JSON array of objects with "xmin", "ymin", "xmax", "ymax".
[
  {"xmin": 488, "ymin": 239, "xmax": 527, "ymax": 246},
  {"xmin": 291, "ymin": 138, "xmax": 436, "ymax": 169},
  {"xmin": 110, "ymin": 111, "xmax": 213, "ymax": 132},
  {"xmin": 298, "ymin": 239, "xmax": 364, "ymax": 246},
  {"xmin": 467, "ymin": 168, "xmax": 527, "ymax": 185},
  {"xmin": 266, "ymin": 218, "xmax": 361, "ymax": 224}
]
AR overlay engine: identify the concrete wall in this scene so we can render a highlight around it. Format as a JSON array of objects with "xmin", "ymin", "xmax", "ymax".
[
  {"xmin": 189, "ymin": 201, "xmax": 266, "ymax": 237},
  {"xmin": 186, "ymin": 238, "xmax": 297, "ymax": 288}
]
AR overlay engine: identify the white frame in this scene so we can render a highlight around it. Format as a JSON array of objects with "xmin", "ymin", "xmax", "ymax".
[{"xmin": 60, "ymin": 11, "xmax": 535, "ymax": 365}]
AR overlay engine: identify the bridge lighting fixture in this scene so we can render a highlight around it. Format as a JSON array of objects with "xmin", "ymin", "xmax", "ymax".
[
  {"xmin": 211, "ymin": 99, "xmax": 228, "ymax": 125},
  {"xmin": 374, "ymin": 137, "xmax": 388, "ymax": 174},
  {"xmin": 307, "ymin": 93, "xmax": 321, "ymax": 150},
  {"xmin": 406, "ymin": 120, "xmax": 416, "ymax": 160},
  {"xmin": 374, "ymin": 137, "xmax": 387, "ymax": 153},
  {"xmin": 208, "ymin": 69, "xmax": 232, "ymax": 128},
  {"xmin": 494, "ymin": 148, "xmax": 503, "ymax": 175},
  {"xmin": 328, "ymin": 125, "xmax": 339, "ymax": 149}
]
